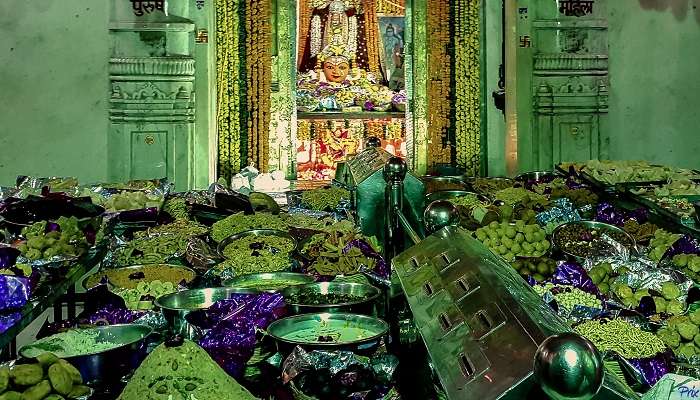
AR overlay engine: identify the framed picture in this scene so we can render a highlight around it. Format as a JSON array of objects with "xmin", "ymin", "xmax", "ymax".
[{"xmin": 376, "ymin": 14, "xmax": 405, "ymax": 91}]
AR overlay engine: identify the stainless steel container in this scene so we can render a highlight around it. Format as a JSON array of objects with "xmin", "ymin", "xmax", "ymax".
[
  {"xmin": 266, "ymin": 312, "xmax": 389, "ymax": 356},
  {"xmin": 552, "ymin": 220, "xmax": 636, "ymax": 260},
  {"xmin": 19, "ymin": 324, "xmax": 153, "ymax": 385},
  {"xmin": 514, "ymin": 171, "xmax": 559, "ymax": 183},
  {"xmin": 155, "ymin": 287, "xmax": 257, "ymax": 334},
  {"xmin": 280, "ymin": 282, "xmax": 381, "ymax": 315},
  {"xmin": 223, "ymin": 272, "xmax": 315, "ymax": 293}
]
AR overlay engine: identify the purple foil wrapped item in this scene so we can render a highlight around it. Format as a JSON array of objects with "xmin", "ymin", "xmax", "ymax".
[
  {"xmin": 595, "ymin": 202, "xmax": 649, "ymax": 227},
  {"xmin": 197, "ymin": 293, "xmax": 286, "ymax": 378},
  {"xmin": 662, "ymin": 234, "xmax": 700, "ymax": 260},
  {"xmin": 0, "ymin": 275, "xmax": 30, "ymax": 311},
  {"xmin": 80, "ymin": 305, "xmax": 146, "ymax": 326},
  {"xmin": 344, "ymin": 239, "xmax": 389, "ymax": 279},
  {"xmin": 0, "ymin": 312, "xmax": 21, "ymax": 334},
  {"xmin": 550, "ymin": 262, "xmax": 601, "ymax": 296},
  {"xmin": 0, "ymin": 247, "xmax": 20, "ymax": 269},
  {"xmin": 626, "ymin": 349, "xmax": 674, "ymax": 388}
]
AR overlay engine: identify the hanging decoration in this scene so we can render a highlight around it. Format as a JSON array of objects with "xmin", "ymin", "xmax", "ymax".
[
  {"xmin": 426, "ymin": 0, "xmax": 452, "ymax": 166},
  {"xmin": 361, "ymin": 0, "xmax": 382, "ymax": 79},
  {"xmin": 215, "ymin": 0, "xmax": 245, "ymax": 181},
  {"xmin": 298, "ymin": 0, "xmax": 313, "ymax": 70},
  {"xmin": 245, "ymin": 0, "xmax": 273, "ymax": 171},
  {"xmin": 453, "ymin": 0, "xmax": 481, "ymax": 174},
  {"xmin": 376, "ymin": 0, "xmax": 405, "ymax": 15}
]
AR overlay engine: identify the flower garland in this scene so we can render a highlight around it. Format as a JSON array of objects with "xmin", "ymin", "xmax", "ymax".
[
  {"xmin": 453, "ymin": 0, "xmax": 481, "ymax": 174},
  {"xmin": 215, "ymin": 0, "xmax": 244, "ymax": 181},
  {"xmin": 361, "ymin": 0, "xmax": 382, "ymax": 79},
  {"xmin": 377, "ymin": 0, "xmax": 405, "ymax": 15},
  {"xmin": 298, "ymin": 0, "xmax": 312, "ymax": 68},
  {"xmin": 245, "ymin": 0, "xmax": 273, "ymax": 171},
  {"xmin": 426, "ymin": 0, "xmax": 452, "ymax": 166}
]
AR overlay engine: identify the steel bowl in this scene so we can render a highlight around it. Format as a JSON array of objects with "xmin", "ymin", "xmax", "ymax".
[
  {"xmin": 19, "ymin": 324, "xmax": 153, "ymax": 385},
  {"xmin": 83, "ymin": 264, "xmax": 197, "ymax": 290},
  {"xmin": 0, "ymin": 198, "xmax": 105, "ymax": 235},
  {"xmin": 280, "ymin": 282, "xmax": 381, "ymax": 315},
  {"xmin": 420, "ymin": 176, "xmax": 470, "ymax": 194},
  {"xmin": 266, "ymin": 312, "xmax": 389, "ymax": 356},
  {"xmin": 552, "ymin": 220, "xmax": 636, "ymax": 260},
  {"xmin": 155, "ymin": 287, "xmax": 257, "ymax": 334},
  {"xmin": 462, "ymin": 177, "xmax": 515, "ymax": 194},
  {"xmin": 216, "ymin": 229, "xmax": 298, "ymax": 259},
  {"xmin": 223, "ymin": 272, "xmax": 315, "ymax": 293},
  {"xmin": 425, "ymin": 190, "xmax": 491, "ymax": 206},
  {"xmin": 514, "ymin": 170, "xmax": 559, "ymax": 183}
]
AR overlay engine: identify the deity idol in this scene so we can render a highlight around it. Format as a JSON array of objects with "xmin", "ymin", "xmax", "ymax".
[{"xmin": 299, "ymin": 0, "xmax": 371, "ymax": 73}]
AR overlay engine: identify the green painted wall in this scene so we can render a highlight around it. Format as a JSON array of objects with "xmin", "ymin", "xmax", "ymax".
[
  {"xmin": 484, "ymin": 0, "xmax": 506, "ymax": 177},
  {"xmin": 607, "ymin": 2, "xmax": 700, "ymax": 170},
  {"xmin": 0, "ymin": 1, "xmax": 109, "ymax": 186}
]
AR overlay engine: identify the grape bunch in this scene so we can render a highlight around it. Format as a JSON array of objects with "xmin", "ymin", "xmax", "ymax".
[{"xmin": 474, "ymin": 220, "xmax": 550, "ymax": 261}]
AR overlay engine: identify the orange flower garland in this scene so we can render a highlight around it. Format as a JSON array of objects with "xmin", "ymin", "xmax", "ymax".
[
  {"xmin": 377, "ymin": 0, "xmax": 405, "ymax": 15},
  {"xmin": 245, "ymin": 0, "xmax": 272, "ymax": 171},
  {"xmin": 362, "ymin": 0, "xmax": 382, "ymax": 79},
  {"xmin": 426, "ymin": 0, "xmax": 452, "ymax": 166},
  {"xmin": 297, "ymin": 0, "xmax": 312, "ymax": 70}
]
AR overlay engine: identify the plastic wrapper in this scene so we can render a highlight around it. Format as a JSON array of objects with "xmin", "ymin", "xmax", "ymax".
[
  {"xmin": 0, "ymin": 312, "xmax": 21, "ymax": 334},
  {"xmin": 185, "ymin": 236, "xmax": 222, "ymax": 273},
  {"xmin": 610, "ymin": 266, "xmax": 692, "ymax": 305},
  {"xmin": 13, "ymin": 176, "xmax": 81, "ymax": 198},
  {"xmin": 282, "ymin": 346, "xmax": 399, "ymax": 400},
  {"xmin": 661, "ymin": 234, "xmax": 700, "ymax": 260},
  {"xmin": 194, "ymin": 293, "xmax": 286, "ymax": 378},
  {"xmin": 595, "ymin": 202, "xmax": 649, "ymax": 227},
  {"xmin": 536, "ymin": 198, "xmax": 581, "ymax": 233},
  {"xmin": 0, "ymin": 186, "xmax": 17, "ymax": 201},
  {"xmin": 614, "ymin": 349, "xmax": 674, "ymax": 389},
  {"xmin": 642, "ymin": 373, "xmax": 700, "ymax": 400},
  {"xmin": 0, "ymin": 274, "xmax": 30, "ymax": 311},
  {"xmin": 78, "ymin": 178, "xmax": 169, "ymax": 213},
  {"xmin": 549, "ymin": 261, "xmax": 601, "ymax": 295},
  {"xmin": 345, "ymin": 239, "xmax": 389, "ymax": 279}
]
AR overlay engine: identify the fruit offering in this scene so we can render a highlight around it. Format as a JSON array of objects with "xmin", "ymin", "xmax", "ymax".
[
  {"xmin": 0, "ymin": 353, "xmax": 90, "ymax": 400},
  {"xmin": 494, "ymin": 187, "xmax": 549, "ymax": 209},
  {"xmin": 622, "ymin": 220, "xmax": 658, "ymax": 244},
  {"xmin": 611, "ymin": 282, "xmax": 684, "ymax": 314},
  {"xmin": 449, "ymin": 194, "xmax": 489, "ymax": 209},
  {"xmin": 672, "ymin": 254, "xmax": 700, "ymax": 283},
  {"xmin": 658, "ymin": 312, "xmax": 700, "ymax": 359},
  {"xmin": 18, "ymin": 217, "xmax": 87, "ymax": 261},
  {"xmin": 587, "ymin": 262, "xmax": 629, "ymax": 295},
  {"xmin": 510, "ymin": 257, "xmax": 556, "ymax": 282},
  {"xmin": 533, "ymin": 283, "xmax": 602, "ymax": 311},
  {"xmin": 576, "ymin": 319, "xmax": 666, "ymax": 359},
  {"xmin": 300, "ymin": 187, "xmax": 350, "ymax": 211},
  {"xmin": 162, "ymin": 198, "xmax": 189, "ymax": 220},
  {"xmin": 104, "ymin": 191, "xmax": 161, "ymax": 212},
  {"xmin": 474, "ymin": 220, "xmax": 550, "ymax": 261},
  {"xmin": 648, "ymin": 229, "xmax": 682, "ymax": 262},
  {"xmin": 550, "ymin": 187, "xmax": 598, "ymax": 208},
  {"xmin": 497, "ymin": 204, "xmax": 537, "ymax": 225},
  {"xmin": 554, "ymin": 222, "xmax": 633, "ymax": 259},
  {"xmin": 113, "ymin": 280, "xmax": 177, "ymax": 310}
]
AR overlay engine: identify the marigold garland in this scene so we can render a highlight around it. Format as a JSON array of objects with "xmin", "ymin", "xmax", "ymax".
[
  {"xmin": 216, "ymin": 0, "xmax": 245, "ymax": 181},
  {"xmin": 362, "ymin": 0, "xmax": 382, "ymax": 79},
  {"xmin": 298, "ymin": 0, "xmax": 312, "ymax": 70},
  {"xmin": 377, "ymin": 0, "xmax": 405, "ymax": 15},
  {"xmin": 426, "ymin": 0, "xmax": 452, "ymax": 166},
  {"xmin": 245, "ymin": 0, "xmax": 273, "ymax": 171},
  {"xmin": 454, "ymin": 0, "xmax": 481, "ymax": 174}
]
